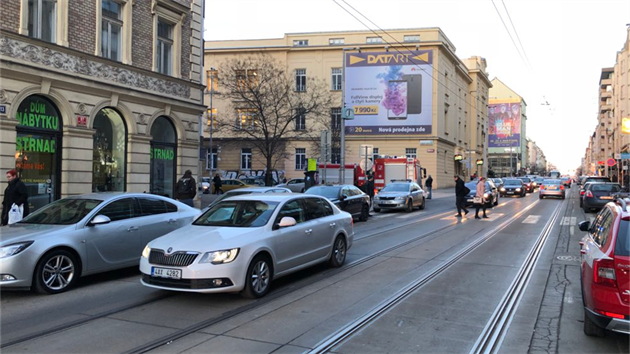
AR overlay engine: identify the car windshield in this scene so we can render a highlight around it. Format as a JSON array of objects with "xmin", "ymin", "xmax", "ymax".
[
  {"xmin": 616, "ymin": 220, "xmax": 630, "ymax": 256},
  {"xmin": 543, "ymin": 179, "xmax": 561, "ymax": 185},
  {"xmin": 518, "ymin": 177, "xmax": 531, "ymax": 183},
  {"xmin": 213, "ymin": 191, "xmax": 255, "ymax": 204},
  {"xmin": 591, "ymin": 184, "xmax": 621, "ymax": 192},
  {"xmin": 19, "ymin": 198, "xmax": 102, "ymax": 225},
  {"xmin": 306, "ymin": 186, "xmax": 341, "ymax": 199},
  {"xmin": 504, "ymin": 180, "xmax": 521, "ymax": 186},
  {"xmin": 194, "ymin": 200, "xmax": 278, "ymax": 227},
  {"xmin": 381, "ymin": 184, "xmax": 410, "ymax": 192}
]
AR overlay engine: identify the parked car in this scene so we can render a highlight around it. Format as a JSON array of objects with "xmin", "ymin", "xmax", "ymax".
[
  {"xmin": 516, "ymin": 177, "xmax": 534, "ymax": 193},
  {"xmin": 499, "ymin": 178, "xmax": 526, "ymax": 197},
  {"xmin": 305, "ymin": 184, "xmax": 370, "ymax": 221},
  {"xmin": 240, "ymin": 177, "xmax": 266, "ymax": 187},
  {"xmin": 491, "ymin": 178, "xmax": 504, "ymax": 189},
  {"xmin": 140, "ymin": 195, "xmax": 354, "ymax": 298},
  {"xmin": 0, "ymin": 193, "xmax": 199, "ymax": 294},
  {"xmin": 578, "ymin": 198, "xmax": 630, "ymax": 336},
  {"xmin": 201, "ymin": 177, "xmax": 211, "ymax": 194},
  {"xmin": 214, "ymin": 179, "xmax": 254, "ymax": 194},
  {"xmin": 203, "ymin": 187, "xmax": 292, "ymax": 211},
  {"xmin": 539, "ymin": 179, "xmax": 565, "ymax": 199},
  {"xmin": 581, "ymin": 183, "xmax": 622, "ymax": 213},
  {"xmin": 276, "ymin": 178, "xmax": 306, "ymax": 193},
  {"xmin": 561, "ymin": 176, "xmax": 572, "ymax": 188},
  {"xmin": 464, "ymin": 180, "xmax": 499, "ymax": 208},
  {"xmin": 580, "ymin": 177, "xmax": 612, "ymax": 198},
  {"xmin": 372, "ymin": 181, "xmax": 426, "ymax": 213}
]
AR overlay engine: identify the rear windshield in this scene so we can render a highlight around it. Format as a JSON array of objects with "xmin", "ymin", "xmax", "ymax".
[
  {"xmin": 586, "ymin": 177, "xmax": 611, "ymax": 183},
  {"xmin": 306, "ymin": 186, "xmax": 341, "ymax": 199},
  {"xmin": 517, "ymin": 177, "xmax": 531, "ymax": 183},
  {"xmin": 504, "ymin": 180, "xmax": 522, "ymax": 186},
  {"xmin": 616, "ymin": 220, "xmax": 630, "ymax": 256},
  {"xmin": 543, "ymin": 179, "xmax": 561, "ymax": 185},
  {"xmin": 591, "ymin": 184, "xmax": 621, "ymax": 192}
]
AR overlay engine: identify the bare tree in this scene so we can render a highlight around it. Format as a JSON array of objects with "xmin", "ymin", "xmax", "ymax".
[{"xmin": 215, "ymin": 54, "xmax": 334, "ymax": 186}]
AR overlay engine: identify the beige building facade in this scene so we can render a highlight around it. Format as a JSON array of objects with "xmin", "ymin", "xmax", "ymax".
[
  {"xmin": 0, "ymin": 0, "xmax": 206, "ymax": 212},
  {"xmin": 203, "ymin": 28, "xmax": 491, "ymax": 189}
]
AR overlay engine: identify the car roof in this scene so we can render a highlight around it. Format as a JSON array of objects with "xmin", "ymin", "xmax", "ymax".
[
  {"xmin": 224, "ymin": 194, "xmax": 325, "ymax": 202},
  {"xmin": 65, "ymin": 192, "xmax": 165, "ymax": 201},
  {"xmin": 227, "ymin": 187, "xmax": 291, "ymax": 193}
]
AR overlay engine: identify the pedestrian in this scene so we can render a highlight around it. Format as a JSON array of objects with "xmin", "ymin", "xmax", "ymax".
[
  {"xmin": 1, "ymin": 169, "xmax": 29, "ymax": 226},
  {"xmin": 474, "ymin": 177, "xmax": 489, "ymax": 219},
  {"xmin": 425, "ymin": 174, "xmax": 433, "ymax": 199},
  {"xmin": 175, "ymin": 170, "xmax": 196, "ymax": 207},
  {"xmin": 366, "ymin": 171, "xmax": 375, "ymax": 204},
  {"xmin": 212, "ymin": 173, "xmax": 222, "ymax": 195},
  {"xmin": 454, "ymin": 175, "xmax": 470, "ymax": 217}
]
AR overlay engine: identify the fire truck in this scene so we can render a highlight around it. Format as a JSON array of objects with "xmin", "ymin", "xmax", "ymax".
[
  {"xmin": 372, "ymin": 157, "xmax": 425, "ymax": 190},
  {"xmin": 317, "ymin": 163, "xmax": 366, "ymax": 187}
]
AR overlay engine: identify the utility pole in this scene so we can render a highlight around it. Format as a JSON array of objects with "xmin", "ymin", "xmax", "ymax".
[
  {"xmin": 208, "ymin": 67, "xmax": 215, "ymax": 173},
  {"xmin": 340, "ymin": 47, "xmax": 358, "ymax": 184}
]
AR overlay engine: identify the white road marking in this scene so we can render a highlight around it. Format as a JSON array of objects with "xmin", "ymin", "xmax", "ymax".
[
  {"xmin": 396, "ymin": 213, "xmax": 419, "ymax": 219},
  {"xmin": 522, "ymin": 215, "xmax": 541, "ymax": 224},
  {"xmin": 570, "ymin": 226, "xmax": 575, "ymax": 236},
  {"xmin": 370, "ymin": 214, "xmax": 389, "ymax": 219},
  {"xmin": 560, "ymin": 216, "xmax": 577, "ymax": 226}
]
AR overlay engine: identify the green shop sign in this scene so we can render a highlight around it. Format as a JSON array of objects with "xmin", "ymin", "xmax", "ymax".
[
  {"xmin": 151, "ymin": 147, "xmax": 174, "ymax": 160},
  {"xmin": 17, "ymin": 136, "xmax": 56, "ymax": 153},
  {"xmin": 16, "ymin": 96, "xmax": 60, "ymax": 131}
]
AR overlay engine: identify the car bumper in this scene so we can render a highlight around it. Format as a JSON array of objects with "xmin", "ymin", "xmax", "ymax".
[
  {"xmin": 0, "ymin": 250, "xmax": 38, "ymax": 289},
  {"xmin": 500, "ymin": 190, "xmax": 523, "ymax": 196},
  {"xmin": 139, "ymin": 257, "xmax": 248, "ymax": 294},
  {"xmin": 374, "ymin": 200, "xmax": 407, "ymax": 210},
  {"xmin": 584, "ymin": 307, "xmax": 630, "ymax": 334},
  {"xmin": 583, "ymin": 198, "xmax": 612, "ymax": 209},
  {"xmin": 540, "ymin": 190, "xmax": 565, "ymax": 197}
]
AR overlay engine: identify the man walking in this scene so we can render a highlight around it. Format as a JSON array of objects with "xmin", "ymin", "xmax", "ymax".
[
  {"xmin": 425, "ymin": 174, "xmax": 433, "ymax": 199},
  {"xmin": 175, "ymin": 170, "xmax": 196, "ymax": 207},
  {"xmin": 212, "ymin": 173, "xmax": 222, "ymax": 195},
  {"xmin": 454, "ymin": 175, "xmax": 470, "ymax": 217}
]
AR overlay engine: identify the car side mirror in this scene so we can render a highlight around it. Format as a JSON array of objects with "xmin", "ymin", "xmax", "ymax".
[
  {"xmin": 340, "ymin": 195, "xmax": 347, "ymax": 201},
  {"xmin": 89, "ymin": 215, "xmax": 111, "ymax": 226},
  {"xmin": 578, "ymin": 220, "xmax": 591, "ymax": 232},
  {"xmin": 277, "ymin": 216, "xmax": 297, "ymax": 229}
]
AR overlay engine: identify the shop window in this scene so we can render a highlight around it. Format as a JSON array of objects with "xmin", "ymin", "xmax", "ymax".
[
  {"xmin": 92, "ymin": 108, "xmax": 127, "ymax": 192},
  {"xmin": 150, "ymin": 116, "xmax": 176, "ymax": 198}
]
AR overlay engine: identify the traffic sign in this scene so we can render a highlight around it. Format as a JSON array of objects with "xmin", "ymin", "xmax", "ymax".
[
  {"xmin": 597, "ymin": 161, "xmax": 605, "ymax": 165},
  {"xmin": 342, "ymin": 107, "xmax": 354, "ymax": 120},
  {"xmin": 606, "ymin": 158, "xmax": 616, "ymax": 167}
]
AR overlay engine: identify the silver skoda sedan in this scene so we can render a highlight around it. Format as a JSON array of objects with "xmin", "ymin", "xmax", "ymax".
[
  {"xmin": 0, "ymin": 193, "xmax": 199, "ymax": 294},
  {"xmin": 140, "ymin": 194, "xmax": 354, "ymax": 298}
]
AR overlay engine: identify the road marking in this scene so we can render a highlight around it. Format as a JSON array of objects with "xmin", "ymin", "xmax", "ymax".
[
  {"xmin": 370, "ymin": 214, "xmax": 389, "ymax": 219},
  {"xmin": 522, "ymin": 215, "xmax": 541, "ymax": 224},
  {"xmin": 570, "ymin": 226, "xmax": 575, "ymax": 236},
  {"xmin": 560, "ymin": 216, "xmax": 577, "ymax": 226},
  {"xmin": 396, "ymin": 213, "xmax": 419, "ymax": 219}
]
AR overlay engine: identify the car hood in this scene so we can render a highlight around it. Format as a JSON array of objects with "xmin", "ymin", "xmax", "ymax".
[
  {"xmin": 376, "ymin": 192, "xmax": 407, "ymax": 198},
  {"xmin": 147, "ymin": 224, "xmax": 262, "ymax": 252},
  {"xmin": 0, "ymin": 223, "xmax": 75, "ymax": 245}
]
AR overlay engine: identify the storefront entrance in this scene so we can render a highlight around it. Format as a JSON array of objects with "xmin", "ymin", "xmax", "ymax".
[
  {"xmin": 150, "ymin": 116, "xmax": 177, "ymax": 197},
  {"xmin": 15, "ymin": 95, "xmax": 62, "ymax": 212}
]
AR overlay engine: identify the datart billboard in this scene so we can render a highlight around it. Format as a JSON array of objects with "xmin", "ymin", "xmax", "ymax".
[
  {"xmin": 488, "ymin": 100, "xmax": 521, "ymax": 148},
  {"xmin": 344, "ymin": 50, "xmax": 433, "ymax": 135}
]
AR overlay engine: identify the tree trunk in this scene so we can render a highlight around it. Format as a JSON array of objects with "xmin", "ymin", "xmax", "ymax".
[{"xmin": 265, "ymin": 154, "xmax": 274, "ymax": 186}]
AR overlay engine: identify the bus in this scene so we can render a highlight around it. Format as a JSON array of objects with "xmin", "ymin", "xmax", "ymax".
[{"xmin": 549, "ymin": 170, "xmax": 561, "ymax": 179}]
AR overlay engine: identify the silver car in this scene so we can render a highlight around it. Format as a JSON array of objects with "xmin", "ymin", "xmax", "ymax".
[
  {"xmin": 203, "ymin": 186, "xmax": 292, "ymax": 211},
  {"xmin": 372, "ymin": 181, "xmax": 426, "ymax": 213},
  {"xmin": 140, "ymin": 194, "xmax": 353, "ymax": 298},
  {"xmin": 0, "ymin": 193, "xmax": 199, "ymax": 294},
  {"xmin": 276, "ymin": 178, "xmax": 306, "ymax": 193},
  {"xmin": 539, "ymin": 179, "xmax": 565, "ymax": 199}
]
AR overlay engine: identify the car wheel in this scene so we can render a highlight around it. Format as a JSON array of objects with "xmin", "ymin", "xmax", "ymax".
[
  {"xmin": 419, "ymin": 197, "xmax": 426, "ymax": 210},
  {"xmin": 329, "ymin": 235, "xmax": 347, "ymax": 268},
  {"xmin": 33, "ymin": 249, "xmax": 79, "ymax": 294},
  {"xmin": 373, "ymin": 207, "xmax": 380, "ymax": 213},
  {"xmin": 583, "ymin": 311, "xmax": 606, "ymax": 337},
  {"xmin": 406, "ymin": 199, "xmax": 413, "ymax": 213},
  {"xmin": 300, "ymin": 188, "xmax": 305, "ymax": 193},
  {"xmin": 539, "ymin": 195, "xmax": 543, "ymax": 199},
  {"xmin": 359, "ymin": 204, "xmax": 369, "ymax": 222},
  {"xmin": 241, "ymin": 255, "xmax": 272, "ymax": 299},
  {"xmin": 580, "ymin": 199, "xmax": 583, "ymax": 207}
]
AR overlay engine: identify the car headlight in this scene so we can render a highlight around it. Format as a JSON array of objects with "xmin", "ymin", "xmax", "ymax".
[
  {"xmin": 203, "ymin": 185, "xmax": 209, "ymax": 190},
  {"xmin": 0, "ymin": 241, "xmax": 34, "ymax": 259},
  {"xmin": 516, "ymin": 188, "xmax": 521, "ymax": 191},
  {"xmin": 142, "ymin": 245, "xmax": 151, "ymax": 259},
  {"xmin": 500, "ymin": 188, "xmax": 506, "ymax": 191},
  {"xmin": 533, "ymin": 183, "xmax": 537, "ymax": 186},
  {"xmin": 199, "ymin": 248, "xmax": 240, "ymax": 264},
  {"xmin": 483, "ymin": 193, "xmax": 489, "ymax": 198}
]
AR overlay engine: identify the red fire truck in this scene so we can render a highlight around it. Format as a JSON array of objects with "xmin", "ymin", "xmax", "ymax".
[
  {"xmin": 372, "ymin": 157, "xmax": 425, "ymax": 190},
  {"xmin": 317, "ymin": 163, "xmax": 366, "ymax": 187}
]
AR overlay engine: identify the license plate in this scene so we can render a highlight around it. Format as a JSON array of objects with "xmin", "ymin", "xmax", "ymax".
[
  {"xmin": 152, "ymin": 267, "xmax": 181, "ymax": 279},
  {"xmin": 507, "ymin": 192, "xmax": 514, "ymax": 194},
  {"xmin": 548, "ymin": 186, "xmax": 557, "ymax": 190},
  {"xmin": 600, "ymin": 196, "xmax": 613, "ymax": 200},
  {"xmin": 467, "ymin": 199, "xmax": 473, "ymax": 203}
]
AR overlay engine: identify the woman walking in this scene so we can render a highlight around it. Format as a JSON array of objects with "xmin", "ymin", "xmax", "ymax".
[
  {"xmin": 2, "ymin": 169, "xmax": 29, "ymax": 226},
  {"xmin": 474, "ymin": 176, "xmax": 489, "ymax": 220}
]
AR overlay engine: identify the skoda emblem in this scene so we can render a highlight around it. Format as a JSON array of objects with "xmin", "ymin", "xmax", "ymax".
[{"xmin": 167, "ymin": 247, "xmax": 173, "ymax": 253}]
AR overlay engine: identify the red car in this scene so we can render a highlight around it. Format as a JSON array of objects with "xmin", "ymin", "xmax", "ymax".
[{"xmin": 579, "ymin": 198, "xmax": 630, "ymax": 336}]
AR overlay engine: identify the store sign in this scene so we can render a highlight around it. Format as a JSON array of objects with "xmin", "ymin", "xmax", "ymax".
[
  {"xmin": 77, "ymin": 115, "xmax": 88, "ymax": 127},
  {"xmin": 16, "ymin": 100, "xmax": 60, "ymax": 130},
  {"xmin": 16, "ymin": 135, "xmax": 56, "ymax": 153},
  {"xmin": 597, "ymin": 161, "xmax": 605, "ymax": 165},
  {"xmin": 426, "ymin": 149, "xmax": 435, "ymax": 153},
  {"xmin": 150, "ymin": 147, "xmax": 175, "ymax": 160}
]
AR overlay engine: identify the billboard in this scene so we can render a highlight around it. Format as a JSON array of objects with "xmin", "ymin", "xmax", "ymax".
[
  {"xmin": 344, "ymin": 50, "xmax": 433, "ymax": 135},
  {"xmin": 488, "ymin": 100, "xmax": 521, "ymax": 148}
]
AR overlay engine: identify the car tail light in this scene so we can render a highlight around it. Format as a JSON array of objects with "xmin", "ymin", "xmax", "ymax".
[
  {"xmin": 580, "ymin": 190, "xmax": 585, "ymax": 196},
  {"xmin": 586, "ymin": 191, "xmax": 593, "ymax": 198},
  {"xmin": 540, "ymin": 185, "xmax": 545, "ymax": 190},
  {"xmin": 560, "ymin": 186, "xmax": 564, "ymax": 190},
  {"xmin": 597, "ymin": 310, "xmax": 625, "ymax": 319},
  {"xmin": 594, "ymin": 258, "xmax": 617, "ymax": 287}
]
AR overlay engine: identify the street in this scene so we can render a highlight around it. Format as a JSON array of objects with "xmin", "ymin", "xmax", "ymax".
[{"xmin": 1, "ymin": 187, "xmax": 627, "ymax": 354}]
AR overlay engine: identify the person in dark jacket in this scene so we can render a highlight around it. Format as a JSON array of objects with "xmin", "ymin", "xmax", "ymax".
[
  {"xmin": 454, "ymin": 175, "xmax": 469, "ymax": 217},
  {"xmin": 425, "ymin": 175, "xmax": 433, "ymax": 199},
  {"xmin": 212, "ymin": 173, "xmax": 222, "ymax": 195},
  {"xmin": 366, "ymin": 171, "xmax": 375, "ymax": 202},
  {"xmin": 2, "ymin": 169, "xmax": 29, "ymax": 226},
  {"xmin": 175, "ymin": 170, "xmax": 196, "ymax": 207}
]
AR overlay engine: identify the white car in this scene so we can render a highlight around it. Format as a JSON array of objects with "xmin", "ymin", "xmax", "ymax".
[
  {"xmin": 201, "ymin": 177, "xmax": 211, "ymax": 194},
  {"xmin": 276, "ymin": 178, "xmax": 306, "ymax": 193},
  {"xmin": 140, "ymin": 194, "xmax": 353, "ymax": 298}
]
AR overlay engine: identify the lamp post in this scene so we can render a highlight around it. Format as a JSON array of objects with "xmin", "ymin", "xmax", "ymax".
[
  {"xmin": 208, "ymin": 67, "xmax": 215, "ymax": 172},
  {"xmin": 340, "ymin": 47, "xmax": 358, "ymax": 184}
]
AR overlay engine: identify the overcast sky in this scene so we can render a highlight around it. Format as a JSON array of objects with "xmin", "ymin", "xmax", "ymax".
[{"xmin": 204, "ymin": 0, "xmax": 630, "ymax": 174}]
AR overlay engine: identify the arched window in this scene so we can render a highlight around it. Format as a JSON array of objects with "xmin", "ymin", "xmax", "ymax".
[
  {"xmin": 150, "ymin": 116, "xmax": 177, "ymax": 197},
  {"xmin": 92, "ymin": 107, "xmax": 127, "ymax": 192}
]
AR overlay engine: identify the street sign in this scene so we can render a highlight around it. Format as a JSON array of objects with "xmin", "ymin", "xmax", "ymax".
[
  {"xmin": 622, "ymin": 153, "xmax": 630, "ymax": 159},
  {"xmin": 615, "ymin": 153, "xmax": 622, "ymax": 160},
  {"xmin": 597, "ymin": 161, "xmax": 605, "ymax": 165},
  {"xmin": 359, "ymin": 145, "xmax": 373, "ymax": 158},
  {"xmin": 359, "ymin": 158, "xmax": 373, "ymax": 172},
  {"xmin": 606, "ymin": 158, "xmax": 616, "ymax": 167},
  {"xmin": 307, "ymin": 158, "xmax": 317, "ymax": 172},
  {"xmin": 0, "ymin": 105, "xmax": 6, "ymax": 114},
  {"xmin": 342, "ymin": 107, "xmax": 354, "ymax": 120}
]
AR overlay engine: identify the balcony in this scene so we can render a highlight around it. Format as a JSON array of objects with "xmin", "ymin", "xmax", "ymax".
[
  {"xmin": 600, "ymin": 91, "xmax": 612, "ymax": 99},
  {"xmin": 600, "ymin": 104, "xmax": 612, "ymax": 112}
]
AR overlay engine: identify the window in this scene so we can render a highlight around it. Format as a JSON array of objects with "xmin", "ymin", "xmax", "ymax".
[
  {"xmin": 138, "ymin": 198, "xmax": 168, "ymax": 216},
  {"xmin": 237, "ymin": 109, "xmax": 256, "ymax": 130},
  {"xmin": 331, "ymin": 68, "xmax": 342, "ymax": 91},
  {"xmin": 366, "ymin": 36, "xmax": 382, "ymax": 44},
  {"xmin": 98, "ymin": 198, "xmax": 135, "ymax": 222},
  {"xmin": 331, "ymin": 108, "xmax": 341, "ymax": 130},
  {"xmin": 404, "ymin": 35, "xmax": 420, "ymax": 42},
  {"xmin": 156, "ymin": 20, "xmax": 173, "ymax": 75},
  {"xmin": 405, "ymin": 148, "xmax": 417, "ymax": 159},
  {"xmin": 28, "ymin": 0, "xmax": 57, "ymax": 43},
  {"xmin": 275, "ymin": 200, "xmax": 305, "ymax": 225},
  {"xmin": 295, "ymin": 69, "xmax": 306, "ymax": 92},
  {"xmin": 93, "ymin": 108, "xmax": 126, "ymax": 192},
  {"xmin": 329, "ymin": 38, "xmax": 344, "ymax": 45},
  {"xmin": 295, "ymin": 108, "xmax": 306, "ymax": 130},
  {"xmin": 247, "ymin": 69, "xmax": 258, "ymax": 88},
  {"xmin": 372, "ymin": 147, "xmax": 379, "ymax": 161},
  {"xmin": 101, "ymin": 0, "xmax": 122, "ymax": 61},
  {"xmin": 207, "ymin": 69, "xmax": 218, "ymax": 91},
  {"xmin": 293, "ymin": 39, "xmax": 308, "ymax": 46},
  {"xmin": 241, "ymin": 148, "xmax": 252, "ymax": 170},
  {"xmin": 295, "ymin": 148, "xmax": 306, "ymax": 170},
  {"xmin": 304, "ymin": 198, "xmax": 332, "ymax": 220},
  {"xmin": 331, "ymin": 148, "xmax": 340, "ymax": 164},
  {"xmin": 207, "ymin": 108, "xmax": 217, "ymax": 129},
  {"xmin": 206, "ymin": 147, "xmax": 218, "ymax": 170}
]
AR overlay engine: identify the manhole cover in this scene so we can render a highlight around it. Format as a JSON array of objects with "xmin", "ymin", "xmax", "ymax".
[{"xmin": 556, "ymin": 255, "xmax": 580, "ymax": 262}]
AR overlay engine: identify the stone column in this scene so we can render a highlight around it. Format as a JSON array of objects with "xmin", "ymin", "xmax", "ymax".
[
  {"xmin": 127, "ymin": 134, "xmax": 152, "ymax": 193},
  {"xmin": 61, "ymin": 126, "xmax": 96, "ymax": 197},
  {"xmin": 179, "ymin": 139, "xmax": 200, "ymax": 208},
  {"xmin": 0, "ymin": 117, "xmax": 19, "ymax": 214}
]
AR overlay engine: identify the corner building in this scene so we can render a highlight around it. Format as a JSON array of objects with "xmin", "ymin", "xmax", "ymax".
[
  {"xmin": 204, "ymin": 28, "xmax": 491, "ymax": 189},
  {"xmin": 0, "ymin": 0, "xmax": 206, "ymax": 212}
]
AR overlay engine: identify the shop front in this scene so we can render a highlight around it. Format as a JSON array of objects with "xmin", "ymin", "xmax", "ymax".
[
  {"xmin": 150, "ymin": 116, "xmax": 177, "ymax": 198},
  {"xmin": 14, "ymin": 95, "xmax": 63, "ymax": 213},
  {"xmin": 92, "ymin": 108, "xmax": 127, "ymax": 192}
]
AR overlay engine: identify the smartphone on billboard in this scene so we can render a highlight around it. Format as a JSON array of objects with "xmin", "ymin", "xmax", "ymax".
[
  {"xmin": 387, "ymin": 80, "xmax": 408, "ymax": 120},
  {"xmin": 402, "ymin": 74, "xmax": 422, "ymax": 114}
]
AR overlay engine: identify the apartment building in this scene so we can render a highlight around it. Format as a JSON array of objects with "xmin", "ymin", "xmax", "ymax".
[
  {"xmin": 203, "ymin": 28, "xmax": 491, "ymax": 189},
  {"xmin": 0, "ymin": 0, "xmax": 206, "ymax": 212},
  {"xmin": 527, "ymin": 139, "xmax": 547, "ymax": 175}
]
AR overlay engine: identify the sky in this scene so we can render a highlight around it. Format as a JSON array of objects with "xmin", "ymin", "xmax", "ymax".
[{"xmin": 204, "ymin": 0, "xmax": 630, "ymax": 175}]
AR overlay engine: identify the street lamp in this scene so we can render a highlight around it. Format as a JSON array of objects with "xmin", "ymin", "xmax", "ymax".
[
  {"xmin": 340, "ymin": 47, "xmax": 359, "ymax": 184},
  {"xmin": 208, "ymin": 67, "xmax": 215, "ymax": 172}
]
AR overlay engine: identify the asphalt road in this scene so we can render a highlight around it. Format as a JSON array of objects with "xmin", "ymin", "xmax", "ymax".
[{"xmin": 1, "ymin": 187, "xmax": 628, "ymax": 353}]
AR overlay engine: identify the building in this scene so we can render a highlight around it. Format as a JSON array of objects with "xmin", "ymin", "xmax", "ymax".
[
  {"xmin": 526, "ymin": 139, "xmax": 547, "ymax": 175},
  {"xmin": 0, "ymin": 0, "xmax": 206, "ymax": 212},
  {"xmin": 596, "ymin": 68, "xmax": 615, "ymax": 177},
  {"xmin": 203, "ymin": 28, "xmax": 491, "ymax": 189},
  {"xmin": 487, "ymin": 78, "xmax": 528, "ymax": 177},
  {"xmin": 613, "ymin": 26, "xmax": 630, "ymax": 182}
]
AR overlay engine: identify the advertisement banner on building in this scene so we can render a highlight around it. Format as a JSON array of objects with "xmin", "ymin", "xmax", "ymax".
[
  {"xmin": 344, "ymin": 50, "xmax": 433, "ymax": 135},
  {"xmin": 488, "ymin": 100, "xmax": 521, "ymax": 148}
]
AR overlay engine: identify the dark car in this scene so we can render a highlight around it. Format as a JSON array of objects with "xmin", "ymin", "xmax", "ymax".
[
  {"xmin": 305, "ymin": 184, "xmax": 370, "ymax": 221},
  {"xmin": 491, "ymin": 178, "xmax": 504, "ymax": 189},
  {"xmin": 582, "ymin": 183, "xmax": 622, "ymax": 213},
  {"xmin": 499, "ymin": 178, "xmax": 526, "ymax": 197},
  {"xmin": 464, "ymin": 180, "xmax": 499, "ymax": 208},
  {"xmin": 516, "ymin": 177, "xmax": 534, "ymax": 193},
  {"xmin": 580, "ymin": 176, "xmax": 612, "ymax": 197}
]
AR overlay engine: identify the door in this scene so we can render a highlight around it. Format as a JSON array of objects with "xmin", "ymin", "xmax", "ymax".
[
  {"xmin": 135, "ymin": 197, "xmax": 181, "ymax": 247},
  {"xmin": 272, "ymin": 199, "xmax": 312, "ymax": 273},
  {"xmin": 340, "ymin": 187, "xmax": 355, "ymax": 215},
  {"xmin": 16, "ymin": 131, "xmax": 61, "ymax": 212},
  {"xmin": 411, "ymin": 184, "xmax": 422, "ymax": 207},
  {"xmin": 85, "ymin": 198, "xmax": 141, "ymax": 271},
  {"xmin": 303, "ymin": 197, "xmax": 336, "ymax": 260}
]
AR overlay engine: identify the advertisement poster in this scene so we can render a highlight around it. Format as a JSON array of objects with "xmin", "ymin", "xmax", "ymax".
[
  {"xmin": 488, "ymin": 100, "xmax": 521, "ymax": 148},
  {"xmin": 344, "ymin": 50, "xmax": 433, "ymax": 135}
]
